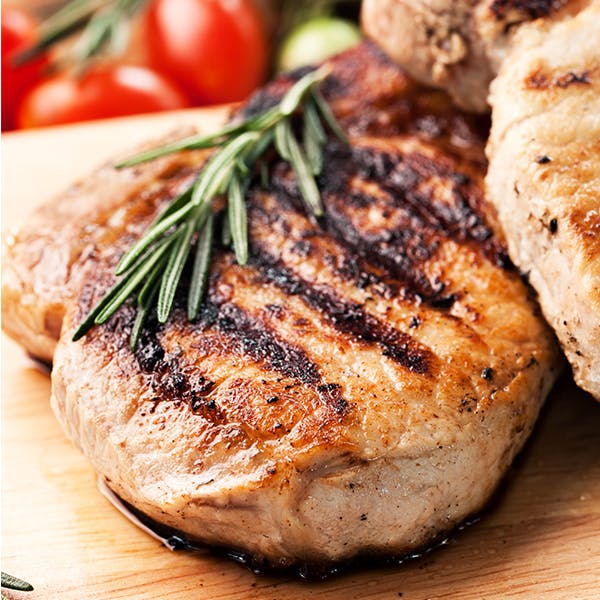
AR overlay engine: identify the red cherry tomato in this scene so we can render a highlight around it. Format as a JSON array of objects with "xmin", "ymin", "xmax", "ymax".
[
  {"xmin": 17, "ymin": 65, "xmax": 190, "ymax": 128},
  {"xmin": 2, "ymin": 7, "xmax": 49, "ymax": 130},
  {"xmin": 143, "ymin": 0, "xmax": 269, "ymax": 105}
]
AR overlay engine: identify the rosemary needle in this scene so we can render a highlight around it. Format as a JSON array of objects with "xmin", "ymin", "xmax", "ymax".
[
  {"xmin": 157, "ymin": 219, "xmax": 197, "ymax": 323},
  {"xmin": 1, "ymin": 571, "xmax": 33, "ymax": 592},
  {"xmin": 188, "ymin": 213, "xmax": 215, "ymax": 322},
  {"xmin": 228, "ymin": 173, "xmax": 249, "ymax": 265},
  {"xmin": 74, "ymin": 66, "xmax": 347, "ymax": 348}
]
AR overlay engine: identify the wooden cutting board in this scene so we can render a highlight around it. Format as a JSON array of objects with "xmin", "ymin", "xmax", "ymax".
[{"xmin": 2, "ymin": 111, "xmax": 600, "ymax": 600}]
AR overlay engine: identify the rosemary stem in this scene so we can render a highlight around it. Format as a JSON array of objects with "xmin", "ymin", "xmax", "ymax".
[{"xmin": 74, "ymin": 67, "xmax": 348, "ymax": 345}]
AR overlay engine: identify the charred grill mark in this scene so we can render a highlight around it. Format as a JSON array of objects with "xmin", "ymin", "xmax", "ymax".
[
  {"xmin": 555, "ymin": 71, "xmax": 591, "ymax": 87},
  {"xmin": 260, "ymin": 141, "xmax": 506, "ymax": 305},
  {"xmin": 316, "ymin": 383, "xmax": 350, "ymax": 417},
  {"xmin": 526, "ymin": 69, "xmax": 592, "ymax": 90},
  {"xmin": 78, "ymin": 282, "xmax": 217, "ymax": 420},
  {"xmin": 197, "ymin": 299, "xmax": 322, "ymax": 386},
  {"xmin": 78, "ymin": 42, "xmax": 504, "ymax": 421},
  {"xmin": 263, "ymin": 144, "xmax": 494, "ymax": 307},
  {"xmin": 129, "ymin": 324, "xmax": 224, "ymax": 421},
  {"xmin": 334, "ymin": 145, "xmax": 492, "ymax": 241},
  {"xmin": 334, "ymin": 256, "xmax": 396, "ymax": 296},
  {"xmin": 249, "ymin": 200, "xmax": 399, "ymax": 300},
  {"xmin": 319, "ymin": 144, "xmax": 510, "ymax": 271},
  {"xmin": 266, "ymin": 158, "xmax": 441, "ymax": 300},
  {"xmin": 191, "ymin": 295, "xmax": 355, "ymax": 418},
  {"xmin": 189, "ymin": 382, "xmax": 219, "ymax": 417},
  {"xmin": 321, "ymin": 201, "xmax": 439, "ymax": 300},
  {"xmin": 103, "ymin": 286, "xmax": 351, "ymax": 421},
  {"xmin": 265, "ymin": 303, "xmax": 285, "ymax": 319},
  {"xmin": 331, "ymin": 221, "xmax": 440, "ymax": 300},
  {"xmin": 86, "ymin": 305, "xmax": 226, "ymax": 424},
  {"xmin": 490, "ymin": 0, "xmax": 568, "ymax": 20},
  {"xmin": 252, "ymin": 253, "xmax": 431, "ymax": 375}
]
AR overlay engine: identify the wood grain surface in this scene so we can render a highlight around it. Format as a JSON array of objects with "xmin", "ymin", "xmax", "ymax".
[{"xmin": 2, "ymin": 111, "xmax": 600, "ymax": 600}]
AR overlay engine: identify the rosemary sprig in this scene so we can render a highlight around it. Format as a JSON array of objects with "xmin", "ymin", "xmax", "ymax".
[
  {"xmin": 73, "ymin": 0, "xmax": 146, "ymax": 64},
  {"xmin": 14, "ymin": 0, "xmax": 145, "ymax": 67},
  {"xmin": 73, "ymin": 66, "xmax": 347, "ymax": 349},
  {"xmin": 1, "ymin": 571, "xmax": 34, "ymax": 593}
]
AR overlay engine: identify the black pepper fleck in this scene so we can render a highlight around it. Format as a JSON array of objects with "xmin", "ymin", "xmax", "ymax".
[
  {"xmin": 267, "ymin": 396, "xmax": 279, "ymax": 404},
  {"xmin": 536, "ymin": 155, "xmax": 552, "ymax": 164},
  {"xmin": 481, "ymin": 367, "xmax": 494, "ymax": 381},
  {"xmin": 549, "ymin": 218, "xmax": 557, "ymax": 234}
]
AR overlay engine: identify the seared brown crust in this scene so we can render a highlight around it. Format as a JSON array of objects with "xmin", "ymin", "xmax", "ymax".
[{"xmin": 4, "ymin": 42, "xmax": 561, "ymax": 566}]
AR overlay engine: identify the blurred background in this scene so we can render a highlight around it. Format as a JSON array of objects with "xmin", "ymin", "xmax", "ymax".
[{"xmin": 2, "ymin": 0, "xmax": 362, "ymax": 130}]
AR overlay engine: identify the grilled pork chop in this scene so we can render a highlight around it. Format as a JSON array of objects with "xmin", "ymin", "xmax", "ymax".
[
  {"xmin": 363, "ymin": 0, "xmax": 600, "ymax": 399},
  {"xmin": 3, "ymin": 43, "xmax": 561, "ymax": 568},
  {"xmin": 487, "ymin": 2, "xmax": 600, "ymax": 398}
]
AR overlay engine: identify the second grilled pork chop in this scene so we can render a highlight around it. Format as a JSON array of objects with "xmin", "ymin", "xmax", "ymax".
[
  {"xmin": 487, "ymin": 2, "xmax": 600, "ymax": 398},
  {"xmin": 3, "ymin": 44, "xmax": 560, "ymax": 568}
]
